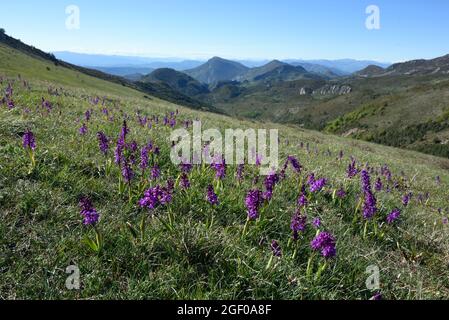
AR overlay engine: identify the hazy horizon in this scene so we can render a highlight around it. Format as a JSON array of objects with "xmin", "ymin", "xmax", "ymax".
[{"xmin": 51, "ymin": 50, "xmax": 394, "ymax": 64}]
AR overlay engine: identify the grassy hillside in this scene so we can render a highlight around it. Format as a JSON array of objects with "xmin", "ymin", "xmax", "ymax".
[
  {"xmin": 0, "ymin": 43, "xmax": 143, "ymax": 97},
  {"xmin": 1, "ymin": 45, "xmax": 449, "ymax": 300},
  {"xmin": 0, "ymin": 33, "xmax": 216, "ymax": 113}
]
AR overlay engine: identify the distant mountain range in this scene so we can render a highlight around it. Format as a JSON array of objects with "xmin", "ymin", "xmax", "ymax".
[
  {"xmin": 53, "ymin": 52, "xmax": 204, "ymax": 70},
  {"xmin": 285, "ymin": 59, "xmax": 391, "ymax": 74},
  {"xmin": 136, "ymin": 58, "xmax": 333, "ymax": 92},
  {"xmin": 53, "ymin": 51, "xmax": 391, "ymax": 79}
]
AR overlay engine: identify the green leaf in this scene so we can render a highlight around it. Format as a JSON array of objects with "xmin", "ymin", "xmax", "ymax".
[
  {"xmin": 126, "ymin": 222, "xmax": 139, "ymax": 239},
  {"xmin": 82, "ymin": 237, "xmax": 99, "ymax": 252}
]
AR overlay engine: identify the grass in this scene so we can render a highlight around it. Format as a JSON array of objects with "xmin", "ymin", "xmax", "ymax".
[{"xmin": 1, "ymin": 48, "xmax": 449, "ymax": 300}]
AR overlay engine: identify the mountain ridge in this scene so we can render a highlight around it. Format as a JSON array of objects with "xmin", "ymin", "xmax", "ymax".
[
  {"xmin": 184, "ymin": 57, "xmax": 249, "ymax": 85},
  {"xmin": 54, "ymin": 51, "xmax": 392, "ymax": 79},
  {"xmin": 140, "ymin": 68, "xmax": 210, "ymax": 97}
]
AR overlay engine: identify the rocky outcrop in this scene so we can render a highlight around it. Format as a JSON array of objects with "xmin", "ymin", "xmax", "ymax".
[
  {"xmin": 313, "ymin": 84, "xmax": 352, "ymax": 95},
  {"xmin": 299, "ymin": 85, "xmax": 352, "ymax": 96},
  {"xmin": 299, "ymin": 87, "xmax": 313, "ymax": 95}
]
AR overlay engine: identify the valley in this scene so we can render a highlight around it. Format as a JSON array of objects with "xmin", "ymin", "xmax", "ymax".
[{"xmin": 109, "ymin": 54, "xmax": 449, "ymax": 158}]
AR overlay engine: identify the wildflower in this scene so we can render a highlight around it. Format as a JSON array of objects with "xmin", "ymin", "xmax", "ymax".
[
  {"xmin": 336, "ymin": 188, "xmax": 346, "ymax": 199},
  {"xmin": 7, "ymin": 99, "xmax": 14, "ymax": 109},
  {"xmin": 287, "ymin": 155, "xmax": 302, "ymax": 173},
  {"xmin": 96, "ymin": 132, "xmax": 109, "ymax": 155},
  {"xmin": 206, "ymin": 185, "xmax": 219, "ymax": 205},
  {"xmin": 298, "ymin": 193, "xmax": 308, "ymax": 207},
  {"xmin": 311, "ymin": 231, "xmax": 336, "ymax": 259},
  {"xmin": 270, "ymin": 240, "xmax": 282, "ymax": 257},
  {"xmin": 386, "ymin": 208, "xmax": 401, "ymax": 224},
  {"xmin": 347, "ymin": 158, "xmax": 359, "ymax": 178},
  {"xmin": 375, "ymin": 178, "xmax": 383, "ymax": 192},
  {"xmin": 139, "ymin": 184, "xmax": 172, "ymax": 210},
  {"xmin": 138, "ymin": 115, "xmax": 147, "ymax": 127},
  {"xmin": 382, "ymin": 165, "xmax": 392, "ymax": 181},
  {"xmin": 41, "ymin": 98, "xmax": 52, "ymax": 111},
  {"xmin": 121, "ymin": 162, "xmax": 134, "ymax": 184},
  {"xmin": 180, "ymin": 173, "xmax": 190, "ymax": 190},
  {"xmin": 402, "ymin": 193, "xmax": 412, "ymax": 207},
  {"xmin": 79, "ymin": 123, "xmax": 88, "ymax": 135},
  {"xmin": 309, "ymin": 175, "xmax": 327, "ymax": 193},
  {"xmin": 263, "ymin": 172, "xmax": 279, "ymax": 201},
  {"xmin": 119, "ymin": 120, "xmax": 129, "ymax": 142},
  {"xmin": 245, "ymin": 189, "xmax": 264, "ymax": 220},
  {"xmin": 361, "ymin": 170, "xmax": 377, "ymax": 219},
  {"xmin": 180, "ymin": 161, "xmax": 193, "ymax": 173},
  {"xmin": 291, "ymin": 210, "xmax": 307, "ymax": 240},
  {"xmin": 162, "ymin": 181, "xmax": 174, "ymax": 204},
  {"xmin": 114, "ymin": 140, "xmax": 124, "ymax": 165},
  {"xmin": 128, "ymin": 140, "xmax": 138, "ymax": 154},
  {"xmin": 151, "ymin": 165, "xmax": 161, "ymax": 180},
  {"xmin": 79, "ymin": 197, "xmax": 99, "ymax": 226},
  {"xmin": 443, "ymin": 217, "xmax": 448, "ymax": 225},
  {"xmin": 307, "ymin": 173, "xmax": 315, "ymax": 185},
  {"xmin": 22, "ymin": 129, "xmax": 36, "ymax": 151},
  {"xmin": 140, "ymin": 143, "xmax": 152, "ymax": 171},
  {"xmin": 297, "ymin": 185, "xmax": 308, "ymax": 207},
  {"xmin": 211, "ymin": 157, "xmax": 226, "ymax": 180},
  {"xmin": 85, "ymin": 110, "xmax": 91, "ymax": 122},
  {"xmin": 312, "ymin": 217, "xmax": 321, "ymax": 228}
]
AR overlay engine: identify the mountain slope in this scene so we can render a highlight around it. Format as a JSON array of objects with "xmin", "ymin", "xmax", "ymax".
[
  {"xmin": 285, "ymin": 61, "xmax": 345, "ymax": 78},
  {"xmin": 202, "ymin": 54, "xmax": 449, "ymax": 158},
  {"xmin": 383, "ymin": 54, "xmax": 449, "ymax": 76},
  {"xmin": 0, "ymin": 33, "xmax": 216, "ymax": 112},
  {"xmin": 140, "ymin": 68, "xmax": 210, "ymax": 97},
  {"xmin": 237, "ymin": 60, "xmax": 288, "ymax": 81},
  {"xmin": 250, "ymin": 64, "xmax": 320, "ymax": 83},
  {"xmin": 354, "ymin": 55, "xmax": 449, "ymax": 78},
  {"xmin": 354, "ymin": 65, "xmax": 386, "ymax": 77},
  {"xmin": 184, "ymin": 56, "xmax": 249, "ymax": 84},
  {"xmin": 93, "ymin": 66, "xmax": 154, "ymax": 77}
]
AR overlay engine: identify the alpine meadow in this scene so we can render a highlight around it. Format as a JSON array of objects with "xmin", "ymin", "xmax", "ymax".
[{"xmin": 1, "ymin": 1, "xmax": 449, "ymax": 303}]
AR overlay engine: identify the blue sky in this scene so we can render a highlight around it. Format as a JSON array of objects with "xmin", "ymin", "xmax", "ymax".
[{"xmin": 1, "ymin": 0, "xmax": 449, "ymax": 62}]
